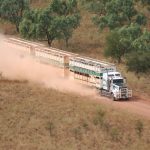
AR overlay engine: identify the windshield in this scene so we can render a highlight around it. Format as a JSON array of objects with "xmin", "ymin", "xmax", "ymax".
[
  {"xmin": 113, "ymin": 79, "xmax": 123, "ymax": 85},
  {"xmin": 115, "ymin": 74, "xmax": 121, "ymax": 77}
]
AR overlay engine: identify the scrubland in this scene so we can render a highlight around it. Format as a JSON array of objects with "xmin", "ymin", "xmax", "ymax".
[
  {"xmin": 0, "ymin": 1, "xmax": 150, "ymax": 149},
  {"xmin": 0, "ymin": 0, "xmax": 150, "ymax": 96},
  {"xmin": 0, "ymin": 79, "xmax": 150, "ymax": 150}
]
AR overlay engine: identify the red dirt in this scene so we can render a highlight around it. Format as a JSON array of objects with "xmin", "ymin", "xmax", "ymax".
[{"xmin": 94, "ymin": 95, "xmax": 150, "ymax": 120}]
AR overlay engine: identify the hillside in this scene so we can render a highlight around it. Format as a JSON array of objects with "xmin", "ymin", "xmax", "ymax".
[
  {"xmin": 0, "ymin": 1, "xmax": 150, "ymax": 150},
  {"xmin": 0, "ymin": 0, "xmax": 149, "ymax": 97},
  {"xmin": 0, "ymin": 79, "xmax": 150, "ymax": 150}
]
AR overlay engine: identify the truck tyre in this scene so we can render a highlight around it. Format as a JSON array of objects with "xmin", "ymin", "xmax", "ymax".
[
  {"xmin": 111, "ymin": 94, "xmax": 116, "ymax": 101},
  {"xmin": 100, "ymin": 89, "xmax": 103, "ymax": 96}
]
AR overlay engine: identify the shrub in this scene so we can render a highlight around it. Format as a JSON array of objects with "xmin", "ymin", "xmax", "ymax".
[{"xmin": 135, "ymin": 120, "xmax": 144, "ymax": 138}]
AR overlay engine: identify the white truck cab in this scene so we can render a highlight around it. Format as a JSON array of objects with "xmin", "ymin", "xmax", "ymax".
[{"xmin": 100, "ymin": 71, "xmax": 132, "ymax": 100}]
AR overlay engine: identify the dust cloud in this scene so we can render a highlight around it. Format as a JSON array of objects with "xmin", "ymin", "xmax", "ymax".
[{"xmin": 0, "ymin": 35, "xmax": 95, "ymax": 96}]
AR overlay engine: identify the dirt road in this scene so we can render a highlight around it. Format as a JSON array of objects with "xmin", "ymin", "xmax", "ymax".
[
  {"xmin": 93, "ymin": 95, "xmax": 150, "ymax": 120},
  {"xmin": 0, "ymin": 36, "xmax": 150, "ymax": 120}
]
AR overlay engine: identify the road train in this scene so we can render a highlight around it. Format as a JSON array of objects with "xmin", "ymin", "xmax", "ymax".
[{"xmin": 7, "ymin": 37, "xmax": 132, "ymax": 100}]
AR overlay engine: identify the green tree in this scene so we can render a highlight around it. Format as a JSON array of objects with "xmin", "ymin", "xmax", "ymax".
[
  {"xmin": 20, "ymin": 8, "xmax": 62, "ymax": 46},
  {"xmin": 105, "ymin": 24, "xmax": 142, "ymax": 63},
  {"xmin": 20, "ymin": 0, "xmax": 80, "ymax": 46},
  {"xmin": 59, "ymin": 14, "xmax": 80, "ymax": 47},
  {"xmin": 0, "ymin": 0, "xmax": 29, "ymax": 32},
  {"xmin": 0, "ymin": 0, "xmax": 2, "ymax": 17},
  {"xmin": 126, "ymin": 51, "xmax": 150, "ymax": 75},
  {"xmin": 104, "ymin": 31, "xmax": 125, "ymax": 63},
  {"xmin": 135, "ymin": 0, "xmax": 150, "ymax": 5},
  {"xmin": 126, "ymin": 30, "xmax": 150, "ymax": 75},
  {"xmin": 132, "ymin": 29, "xmax": 150, "ymax": 51},
  {"xmin": 50, "ymin": 0, "xmax": 80, "ymax": 46},
  {"xmin": 82, "ymin": 0, "xmax": 147, "ymax": 30}
]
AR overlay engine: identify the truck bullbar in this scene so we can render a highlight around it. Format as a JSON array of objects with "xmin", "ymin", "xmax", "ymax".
[{"xmin": 116, "ymin": 88, "xmax": 132, "ymax": 99}]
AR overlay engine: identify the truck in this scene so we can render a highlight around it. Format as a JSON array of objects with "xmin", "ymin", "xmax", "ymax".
[
  {"xmin": 70, "ymin": 56, "xmax": 132, "ymax": 100},
  {"xmin": 7, "ymin": 37, "xmax": 132, "ymax": 100},
  {"xmin": 99, "ymin": 71, "xmax": 132, "ymax": 100}
]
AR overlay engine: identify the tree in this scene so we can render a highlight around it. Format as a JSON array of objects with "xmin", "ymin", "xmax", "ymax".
[
  {"xmin": 132, "ymin": 29, "xmax": 150, "ymax": 51},
  {"xmin": 104, "ymin": 24, "xmax": 142, "ymax": 63},
  {"xmin": 0, "ymin": 0, "xmax": 29, "ymax": 32},
  {"xmin": 82, "ymin": 0, "xmax": 147, "ymax": 30},
  {"xmin": 50, "ymin": 0, "xmax": 80, "ymax": 46},
  {"xmin": 126, "ymin": 51, "xmax": 150, "ymax": 75},
  {"xmin": 59, "ymin": 14, "xmax": 80, "ymax": 47},
  {"xmin": 135, "ymin": 0, "xmax": 150, "ymax": 5},
  {"xmin": 104, "ymin": 31, "xmax": 126, "ymax": 63},
  {"xmin": 20, "ymin": 8, "xmax": 62, "ymax": 46},
  {"xmin": 20, "ymin": 0, "xmax": 80, "ymax": 46},
  {"xmin": 126, "ymin": 30, "xmax": 150, "ymax": 75},
  {"xmin": 0, "ymin": 0, "xmax": 2, "ymax": 17}
]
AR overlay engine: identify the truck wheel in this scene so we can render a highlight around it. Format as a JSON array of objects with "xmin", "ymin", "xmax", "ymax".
[
  {"xmin": 100, "ymin": 89, "xmax": 103, "ymax": 96},
  {"xmin": 111, "ymin": 94, "xmax": 116, "ymax": 101}
]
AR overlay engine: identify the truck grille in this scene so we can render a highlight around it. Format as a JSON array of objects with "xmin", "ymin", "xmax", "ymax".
[
  {"xmin": 119, "ymin": 87, "xmax": 132, "ymax": 98},
  {"xmin": 120, "ymin": 88, "xmax": 127, "ymax": 97}
]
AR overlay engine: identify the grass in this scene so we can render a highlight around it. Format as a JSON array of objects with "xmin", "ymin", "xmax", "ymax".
[
  {"xmin": 0, "ymin": 19, "xmax": 16, "ymax": 35},
  {"xmin": 0, "ymin": 79, "xmax": 150, "ymax": 150},
  {"xmin": 0, "ymin": 1, "xmax": 150, "ymax": 149},
  {"xmin": 118, "ymin": 64, "xmax": 150, "ymax": 97},
  {"xmin": 0, "ymin": 1, "xmax": 150, "ymax": 98}
]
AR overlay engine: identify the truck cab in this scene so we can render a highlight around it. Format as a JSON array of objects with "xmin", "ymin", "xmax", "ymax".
[{"xmin": 100, "ymin": 72, "xmax": 132, "ymax": 100}]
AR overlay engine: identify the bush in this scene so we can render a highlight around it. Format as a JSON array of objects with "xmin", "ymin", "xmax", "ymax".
[
  {"xmin": 135, "ymin": 120, "xmax": 144, "ymax": 138},
  {"xmin": 110, "ymin": 127, "xmax": 120, "ymax": 142},
  {"xmin": 93, "ymin": 109, "xmax": 106, "ymax": 126},
  {"xmin": 126, "ymin": 51, "xmax": 150, "ymax": 76}
]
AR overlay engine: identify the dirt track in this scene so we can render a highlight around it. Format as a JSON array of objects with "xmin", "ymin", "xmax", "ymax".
[
  {"xmin": 0, "ymin": 36, "xmax": 150, "ymax": 120},
  {"xmin": 93, "ymin": 95, "xmax": 150, "ymax": 120}
]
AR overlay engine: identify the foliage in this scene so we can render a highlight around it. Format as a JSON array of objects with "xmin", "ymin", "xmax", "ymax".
[
  {"xmin": 135, "ymin": 0, "xmax": 150, "ymax": 5},
  {"xmin": 82, "ymin": 0, "xmax": 147, "ymax": 30},
  {"xmin": 20, "ymin": 8, "xmax": 61, "ymax": 46},
  {"xmin": 132, "ymin": 29, "xmax": 150, "ymax": 51},
  {"xmin": 104, "ymin": 24, "xmax": 142, "ymax": 63},
  {"xmin": 135, "ymin": 120, "xmax": 144, "ymax": 138},
  {"xmin": 82, "ymin": 0, "xmax": 149, "ymax": 74},
  {"xmin": 105, "ymin": 31, "xmax": 124, "ymax": 63},
  {"xmin": 93, "ymin": 108, "xmax": 106, "ymax": 126},
  {"xmin": 126, "ymin": 51, "xmax": 150, "ymax": 75},
  {"xmin": 19, "ymin": 0, "xmax": 80, "ymax": 46},
  {"xmin": 105, "ymin": 24, "xmax": 150, "ymax": 75},
  {"xmin": 0, "ymin": 73, "xmax": 150, "ymax": 149},
  {"xmin": 0, "ymin": 0, "xmax": 29, "ymax": 32},
  {"xmin": 0, "ymin": 0, "xmax": 2, "ymax": 17},
  {"xmin": 110, "ymin": 127, "xmax": 120, "ymax": 142},
  {"xmin": 125, "ymin": 30, "xmax": 150, "ymax": 75},
  {"xmin": 50, "ymin": 0, "xmax": 80, "ymax": 46}
]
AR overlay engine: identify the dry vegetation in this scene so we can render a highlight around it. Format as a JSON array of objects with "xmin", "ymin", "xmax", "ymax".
[
  {"xmin": 0, "ymin": 79, "xmax": 150, "ymax": 150},
  {"xmin": 0, "ymin": 1, "xmax": 150, "ymax": 150},
  {"xmin": 1, "ymin": 0, "xmax": 150, "ymax": 97}
]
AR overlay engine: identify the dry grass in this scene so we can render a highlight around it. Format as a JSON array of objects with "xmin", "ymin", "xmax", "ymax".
[
  {"xmin": 0, "ymin": 19, "xmax": 16, "ymax": 35},
  {"xmin": 0, "ymin": 79, "xmax": 150, "ymax": 150},
  {"xmin": 0, "ymin": 1, "xmax": 150, "ymax": 150},
  {"xmin": 30, "ymin": 0, "xmax": 51, "ymax": 8},
  {"xmin": 0, "ymin": 0, "xmax": 149, "ymax": 97},
  {"xmin": 118, "ymin": 64, "xmax": 150, "ymax": 98}
]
